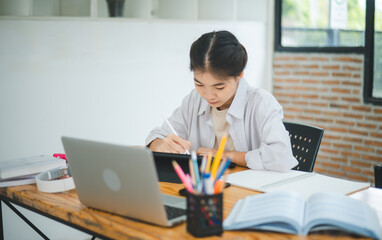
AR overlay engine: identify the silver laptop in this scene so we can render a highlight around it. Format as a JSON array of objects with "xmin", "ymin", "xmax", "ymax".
[{"xmin": 61, "ymin": 136, "xmax": 186, "ymax": 227}]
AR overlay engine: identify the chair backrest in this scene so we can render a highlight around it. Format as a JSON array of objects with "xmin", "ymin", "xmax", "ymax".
[
  {"xmin": 283, "ymin": 122, "xmax": 324, "ymax": 172},
  {"xmin": 375, "ymin": 165, "xmax": 382, "ymax": 188}
]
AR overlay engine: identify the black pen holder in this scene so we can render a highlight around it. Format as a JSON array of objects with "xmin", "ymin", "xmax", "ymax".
[{"xmin": 186, "ymin": 193, "xmax": 223, "ymax": 237}]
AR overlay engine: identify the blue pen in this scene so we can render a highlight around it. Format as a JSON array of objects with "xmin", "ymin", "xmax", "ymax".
[
  {"xmin": 202, "ymin": 173, "xmax": 213, "ymax": 194},
  {"xmin": 214, "ymin": 158, "xmax": 231, "ymax": 184},
  {"xmin": 191, "ymin": 151, "xmax": 201, "ymax": 193}
]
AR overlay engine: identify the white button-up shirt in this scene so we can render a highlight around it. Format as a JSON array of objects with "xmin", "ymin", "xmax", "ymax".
[{"xmin": 146, "ymin": 79, "xmax": 298, "ymax": 172}]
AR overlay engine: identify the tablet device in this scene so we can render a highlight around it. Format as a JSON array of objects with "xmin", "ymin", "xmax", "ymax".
[
  {"xmin": 152, "ymin": 152, "xmax": 202, "ymax": 183},
  {"xmin": 152, "ymin": 151, "xmax": 236, "ymax": 183}
]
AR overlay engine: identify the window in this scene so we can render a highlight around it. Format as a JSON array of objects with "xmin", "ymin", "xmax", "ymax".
[{"xmin": 275, "ymin": 0, "xmax": 382, "ymax": 105}]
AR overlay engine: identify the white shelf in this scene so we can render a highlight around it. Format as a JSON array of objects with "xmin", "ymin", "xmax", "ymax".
[{"xmin": 0, "ymin": 0, "xmax": 260, "ymax": 21}]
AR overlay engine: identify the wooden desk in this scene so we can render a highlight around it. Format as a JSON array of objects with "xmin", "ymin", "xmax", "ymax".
[{"xmin": 0, "ymin": 167, "xmax": 380, "ymax": 240}]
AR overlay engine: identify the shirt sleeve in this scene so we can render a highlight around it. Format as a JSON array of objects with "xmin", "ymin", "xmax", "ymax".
[
  {"xmin": 244, "ymin": 93, "xmax": 298, "ymax": 172},
  {"xmin": 145, "ymin": 92, "xmax": 193, "ymax": 146}
]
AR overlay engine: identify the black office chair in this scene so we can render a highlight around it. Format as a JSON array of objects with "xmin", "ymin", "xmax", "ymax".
[
  {"xmin": 375, "ymin": 165, "xmax": 382, "ymax": 188},
  {"xmin": 283, "ymin": 122, "xmax": 324, "ymax": 172}
]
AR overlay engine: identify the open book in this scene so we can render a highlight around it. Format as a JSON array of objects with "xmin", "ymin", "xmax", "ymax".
[{"xmin": 224, "ymin": 191, "xmax": 382, "ymax": 239}]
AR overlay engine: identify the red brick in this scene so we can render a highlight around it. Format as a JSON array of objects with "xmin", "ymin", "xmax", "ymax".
[
  {"xmin": 341, "ymin": 151, "xmax": 361, "ymax": 158},
  {"xmin": 332, "ymin": 72, "xmax": 352, "ymax": 78},
  {"xmin": 323, "ymin": 80, "xmax": 340, "ymax": 85},
  {"xmin": 324, "ymin": 134, "xmax": 341, "ymax": 140},
  {"xmin": 363, "ymin": 170, "xmax": 374, "ymax": 177},
  {"xmin": 311, "ymin": 72, "xmax": 330, "ymax": 76},
  {"xmin": 350, "ymin": 160, "xmax": 372, "ymax": 168},
  {"xmin": 283, "ymin": 64, "xmax": 300, "ymax": 68},
  {"xmin": 302, "ymin": 64, "xmax": 319, "ymax": 69},
  {"xmin": 364, "ymin": 140, "xmax": 382, "ymax": 147},
  {"xmin": 343, "ymin": 137, "xmax": 363, "ymax": 143},
  {"xmin": 341, "ymin": 97, "xmax": 360, "ymax": 102},
  {"xmin": 335, "ymin": 120, "xmax": 355, "ymax": 126},
  {"xmin": 284, "ymin": 114, "xmax": 296, "ymax": 120},
  {"xmin": 373, "ymin": 108, "xmax": 382, "ymax": 114},
  {"xmin": 299, "ymin": 116, "xmax": 314, "ymax": 121},
  {"xmin": 329, "ymin": 127, "xmax": 348, "ymax": 133},
  {"xmin": 302, "ymin": 79, "xmax": 320, "ymax": 84},
  {"xmin": 353, "ymin": 74, "xmax": 361, "ymax": 78},
  {"xmin": 327, "ymin": 169, "xmax": 347, "ymax": 177},
  {"xmin": 330, "ymin": 103, "xmax": 349, "ymax": 110},
  {"xmin": 275, "ymin": 71, "xmax": 290, "ymax": 76},
  {"xmin": 314, "ymin": 167, "xmax": 326, "ymax": 173},
  {"xmin": 362, "ymin": 154, "xmax": 382, "ymax": 162},
  {"xmin": 352, "ymin": 105, "xmax": 372, "ymax": 112},
  {"xmin": 274, "ymin": 78, "xmax": 284, "ymax": 83},
  {"xmin": 341, "ymin": 81, "xmax": 361, "ymax": 86},
  {"xmin": 285, "ymin": 79, "xmax": 301, "ymax": 83},
  {"xmin": 293, "ymin": 56, "xmax": 309, "ymax": 61},
  {"xmin": 322, "ymin": 65, "xmax": 340, "ymax": 70},
  {"xmin": 315, "ymin": 118, "xmax": 334, "ymax": 123},
  {"xmin": 347, "ymin": 174, "xmax": 368, "ymax": 182},
  {"xmin": 342, "ymin": 65, "xmax": 362, "ymax": 71},
  {"xmin": 291, "ymin": 86, "xmax": 309, "ymax": 91},
  {"xmin": 370, "ymin": 132, "xmax": 382, "ymax": 138},
  {"xmin": 302, "ymin": 94, "xmax": 319, "ymax": 99},
  {"xmin": 322, "ymin": 96, "xmax": 339, "ymax": 101},
  {"xmin": 333, "ymin": 143, "xmax": 352, "ymax": 149},
  {"xmin": 274, "ymin": 56, "xmax": 291, "ymax": 61},
  {"xmin": 273, "ymin": 64, "xmax": 282, "ymax": 68},
  {"xmin": 343, "ymin": 113, "xmax": 363, "ymax": 119},
  {"xmin": 311, "ymin": 57, "xmax": 329, "ymax": 61},
  {"xmin": 331, "ymin": 157, "xmax": 348, "ymax": 163},
  {"xmin": 365, "ymin": 116, "xmax": 382, "ymax": 121},
  {"xmin": 332, "ymin": 57, "xmax": 362, "ymax": 63},
  {"xmin": 311, "ymin": 102, "xmax": 329, "ymax": 107},
  {"xmin": 357, "ymin": 123, "xmax": 377, "ymax": 129},
  {"xmin": 285, "ymin": 107, "xmax": 303, "ymax": 113},
  {"xmin": 353, "ymin": 89, "xmax": 360, "ymax": 94},
  {"xmin": 321, "ymin": 161, "xmax": 340, "ymax": 168},
  {"xmin": 305, "ymin": 109, "xmax": 321, "ymax": 114},
  {"xmin": 332, "ymin": 88, "xmax": 351, "ymax": 94},
  {"xmin": 354, "ymin": 145, "xmax": 375, "ymax": 153},
  {"xmin": 293, "ymin": 71, "xmax": 310, "ymax": 76},
  {"xmin": 348, "ymin": 129, "xmax": 369, "ymax": 136},
  {"xmin": 321, "ymin": 148, "xmax": 340, "ymax": 155},
  {"xmin": 323, "ymin": 111, "xmax": 341, "ymax": 117},
  {"xmin": 342, "ymin": 165, "xmax": 362, "ymax": 173}
]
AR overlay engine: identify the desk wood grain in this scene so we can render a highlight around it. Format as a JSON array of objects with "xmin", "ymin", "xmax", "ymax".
[{"xmin": 0, "ymin": 167, "xmax": 377, "ymax": 240}]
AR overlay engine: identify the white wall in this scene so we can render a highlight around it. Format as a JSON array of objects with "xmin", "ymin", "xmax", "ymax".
[{"xmin": 0, "ymin": 18, "xmax": 269, "ymax": 239}]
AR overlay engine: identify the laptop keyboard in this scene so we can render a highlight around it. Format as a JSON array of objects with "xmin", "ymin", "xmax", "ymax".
[{"xmin": 164, "ymin": 205, "xmax": 186, "ymax": 220}]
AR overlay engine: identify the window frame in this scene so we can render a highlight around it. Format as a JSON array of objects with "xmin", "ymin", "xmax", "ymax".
[{"xmin": 274, "ymin": 0, "xmax": 382, "ymax": 105}]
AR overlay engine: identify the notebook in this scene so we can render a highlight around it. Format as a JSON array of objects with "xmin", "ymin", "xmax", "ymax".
[{"xmin": 61, "ymin": 136, "xmax": 186, "ymax": 227}]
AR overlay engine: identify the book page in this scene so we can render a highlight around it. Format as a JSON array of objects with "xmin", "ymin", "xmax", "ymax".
[
  {"xmin": 304, "ymin": 192, "xmax": 382, "ymax": 239},
  {"xmin": 224, "ymin": 191, "xmax": 306, "ymax": 234},
  {"xmin": 267, "ymin": 173, "xmax": 370, "ymax": 200},
  {"xmin": 226, "ymin": 170, "xmax": 310, "ymax": 191}
]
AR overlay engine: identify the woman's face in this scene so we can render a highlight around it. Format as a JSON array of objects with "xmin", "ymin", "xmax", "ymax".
[{"xmin": 193, "ymin": 71, "xmax": 240, "ymax": 110}]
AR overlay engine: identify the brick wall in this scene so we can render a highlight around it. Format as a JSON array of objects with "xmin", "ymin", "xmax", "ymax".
[{"xmin": 273, "ymin": 52, "xmax": 382, "ymax": 185}]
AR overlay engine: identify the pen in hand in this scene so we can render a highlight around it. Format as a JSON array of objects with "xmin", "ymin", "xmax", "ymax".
[{"xmin": 162, "ymin": 115, "xmax": 190, "ymax": 154}]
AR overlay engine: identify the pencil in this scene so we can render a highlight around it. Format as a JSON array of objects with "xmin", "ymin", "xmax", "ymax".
[{"xmin": 211, "ymin": 136, "xmax": 227, "ymax": 179}]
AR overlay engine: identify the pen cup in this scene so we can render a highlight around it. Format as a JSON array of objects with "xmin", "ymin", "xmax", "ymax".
[{"xmin": 186, "ymin": 192, "xmax": 223, "ymax": 237}]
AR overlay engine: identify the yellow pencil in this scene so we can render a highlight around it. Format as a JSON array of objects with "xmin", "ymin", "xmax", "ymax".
[
  {"xmin": 205, "ymin": 152, "xmax": 212, "ymax": 173},
  {"xmin": 211, "ymin": 136, "xmax": 227, "ymax": 179}
]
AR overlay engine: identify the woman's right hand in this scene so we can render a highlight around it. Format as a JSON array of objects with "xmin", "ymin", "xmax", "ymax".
[{"xmin": 148, "ymin": 134, "xmax": 191, "ymax": 154}]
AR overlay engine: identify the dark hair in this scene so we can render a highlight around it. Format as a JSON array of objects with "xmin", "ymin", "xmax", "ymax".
[{"xmin": 189, "ymin": 30, "xmax": 247, "ymax": 78}]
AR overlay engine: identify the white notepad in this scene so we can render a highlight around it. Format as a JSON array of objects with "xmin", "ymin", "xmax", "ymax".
[{"xmin": 226, "ymin": 170, "xmax": 370, "ymax": 200}]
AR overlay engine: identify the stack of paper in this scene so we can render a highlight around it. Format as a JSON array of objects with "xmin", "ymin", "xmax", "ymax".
[{"xmin": 0, "ymin": 155, "xmax": 66, "ymax": 187}]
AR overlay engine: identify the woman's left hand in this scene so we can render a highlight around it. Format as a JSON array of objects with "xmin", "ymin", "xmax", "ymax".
[{"xmin": 196, "ymin": 148, "xmax": 217, "ymax": 157}]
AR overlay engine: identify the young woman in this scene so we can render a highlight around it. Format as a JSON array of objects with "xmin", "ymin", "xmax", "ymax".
[{"xmin": 146, "ymin": 30, "xmax": 297, "ymax": 172}]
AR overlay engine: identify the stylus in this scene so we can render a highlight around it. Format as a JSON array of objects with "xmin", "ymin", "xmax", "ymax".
[{"xmin": 162, "ymin": 115, "xmax": 190, "ymax": 154}]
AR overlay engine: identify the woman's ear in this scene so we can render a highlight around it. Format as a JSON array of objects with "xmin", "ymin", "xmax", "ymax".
[{"xmin": 235, "ymin": 71, "xmax": 244, "ymax": 81}]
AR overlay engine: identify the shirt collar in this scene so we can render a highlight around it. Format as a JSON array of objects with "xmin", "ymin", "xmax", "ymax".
[
  {"xmin": 227, "ymin": 79, "xmax": 247, "ymax": 119},
  {"xmin": 198, "ymin": 78, "xmax": 248, "ymax": 119}
]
